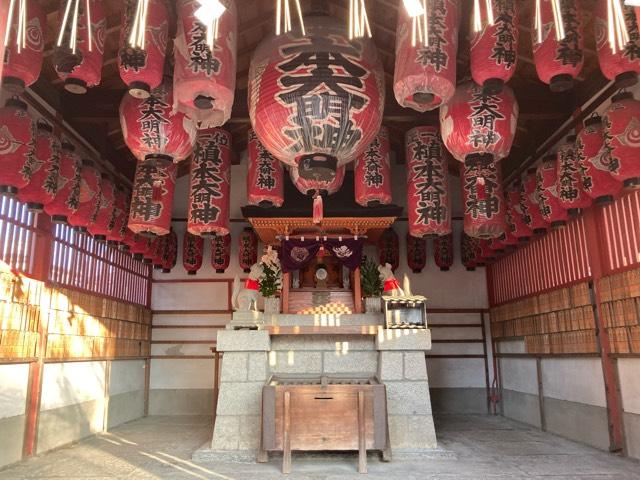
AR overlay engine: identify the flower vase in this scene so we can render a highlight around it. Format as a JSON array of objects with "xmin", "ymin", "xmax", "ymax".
[{"xmin": 264, "ymin": 296, "xmax": 281, "ymax": 314}]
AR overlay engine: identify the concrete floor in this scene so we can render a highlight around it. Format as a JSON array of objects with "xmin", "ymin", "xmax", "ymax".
[{"xmin": 0, "ymin": 415, "xmax": 639, "ymax": 480}]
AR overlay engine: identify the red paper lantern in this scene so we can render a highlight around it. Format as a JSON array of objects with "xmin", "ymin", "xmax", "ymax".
[
  {"xmin": 0, "ymin": 98, "xmax": 35, "ymax": 195},
  {"xmin": 247, "ymin": 129, "xmax": 284, "ymax": 208},
  {"xmin": 378, "ymin": 228, "xmax": 399, "ymax": 272},
  {"xmin": 211, "ymin": 234, "xmax": 231, "ymax": 273},
  {"xmin": 174, "ymin": 0, "xmax": 237, "ymax": 127},
  {"xmin": 238, "ymin": 227, "xmax": 258, "ymax": 273},
  {"xmin": 188, "ymin": 128, "xmax": 231, "ymax": 236},
  {"xmin": 143, "ymin": 236, "xmax": 160, "ymax": 264},
  {"xmin": 151, "ymin": 233, "xmax": 167, "ymax": 269},
  {"xmin": 575, "ymin": 115, "xmax": 621, "ymax": 205},
  {"xmin": 118, "ymin": 0, "xmax": 169, "ymax": 99},
  {"xmin": 67, "ymin": 160, "xmax": 101, "ymax": 232},
  {"xmin": 106, "ymin": 187, "xmax": 130, "ymax": 245},
  {"xmin": 461, "ymin": 232, "xmax": 481, "ymax": 271},
  {"xmin": 2, "ymin": 0, "xmax": 45, "ymax": 93},
  {"xmin": 406, "ymin": 234, "xmax": 427, "ymax": 273},
  {"xmin": 536, "ymin": 154, "xmax": 569, "ymax": 228},
  {"xmin": 531, "ymin": 0, "xmax": 584, "ymax": 92},
  {"xmin": 44, "ymin": 142, "xmax": 82, "ymax": 224},
  {"xmin": 53, "ymin": 0, "xmax": 106, "ymax": 94},
  {"xmin": 394, "ymin": 0, "xmax": 459, "ymax": 111},
  {"xmin": 440, "ymin": 82, "xmax": 518, "ymax": 164},
  {"xmin": 556, "ymin": 135, "xmax": 592, "ymax": 214},
  {"xmin": 130, "ymin": 232, "xmax": 152, "ymax": 261},
  {"xmin": 87, "ymin": 174, "xmax": 116, "ymax": 241},
  {"xmin": 520, "ymin": 168, "xmax": 548, "ymax": 235},
  {"xmin": 603, "ymin": 91, "xmax": 640, "ymax": 189},
  {"xmin": 128, "ymin": 156, "xmax": 177, "ymax": 236},
  {"xmin": 354, "ymin": 127, "xmax": 392, "ymax": 207},
  {"xmin": 434, "ymin": 233, "xmax": 454, "ymax": 271},
  {"xmin": 594, "ymin": 3, "xmax": 640, "ymax": 88},
  {"xmin": 160, "ymin": 228, "xmax": 178, "ymax": 272},
  {"xmin": 477, "ymin": 239, "xmax": 497, "ymax": 265},
  {"xmin": 248, "ymin": 16, "xmax": 384, "ymax": 171},
  {"xmin": 121, "ymin": 225, "xmax": 137, "ymax": 252},
  {"xmin": 290, "ymin": 165, "xmax": 346, "ymax": 196},
  {"xmin": 120, "ymin": 83, "xmax": 196, "ymax": 162},
  {"xmin": 505, "ymin": 182, "xmax": 532, "ymax": 242},
  {"xmin": 406, "ymin": 126, "xmax": 451, "ymax": 237},
  {"xmin": 470, "ymin": 0, "xmax": 519, "ymax": 94},
  {"xmin": 17, "ymin": 122, "xmax": 61, "ymax": 212},
  {"xmin": 183, "ymin": 231, "xmax": 204, "ymax": 275},
  {"xmin": 462, "ymin": 157, "xmax": 507, "ymax": 239}
]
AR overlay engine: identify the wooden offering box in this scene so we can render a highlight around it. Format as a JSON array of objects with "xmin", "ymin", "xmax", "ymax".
[{"xmin": 260, "ymin": 375, "xmax": 390, "ymax": 474}]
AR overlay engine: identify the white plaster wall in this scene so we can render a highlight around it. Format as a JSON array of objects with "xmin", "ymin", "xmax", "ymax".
[
  {"xmin": 426, "ymin": 358, "xmax": 487, "ymax": 388},
  {"xmin": 541, "ymin": 358, "xmax": 607, "ymax": 407},
  {"xmin": 0, "ymin": 364, "xmax": 29, "ymax": 419},
  {"xmin": 149, "ymin": 359, "xmax": 214, "ymax": 389},
  {"xmin": 40, "ymin": 362, "xmax": 106, "ymax": 411},
  {"xmin": 108, "ymin": 360, "xmax": 145, "ymax": 396},
  {"xmin": 618, "ymin": 359, "xmax": 640, "ymax": 415},
  {"xmin": 500, "ymin": 358, "xmax": 538, "ymax": 395}
]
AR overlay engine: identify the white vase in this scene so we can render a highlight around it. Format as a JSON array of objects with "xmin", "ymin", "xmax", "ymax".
[
  {"xmin": 364, "ymin": 296, "xmax": 381, "ymax": 313},
  {"xmin": 264, "ymin": 296, "xmax": 281, "ymax": 314}
]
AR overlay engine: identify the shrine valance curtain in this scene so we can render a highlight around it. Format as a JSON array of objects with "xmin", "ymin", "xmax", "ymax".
[{"xmin": 281, "ymin": 238, "xmax": 364, "ymax": 272}]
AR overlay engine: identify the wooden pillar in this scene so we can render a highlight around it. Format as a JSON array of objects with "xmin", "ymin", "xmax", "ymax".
[
  {"xmin": 282, "ymin": 272, "xmax": 290, "ymax": 314},
  {"xmin": 353, "ymin": 267, "xmax": 362, "ymax": 313}
]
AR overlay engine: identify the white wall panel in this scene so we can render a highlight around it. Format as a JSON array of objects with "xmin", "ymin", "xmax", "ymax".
[
  {"xmin": 0, "ymin": 364, "xmax": 29, "ymax": 419},
  {"xmin": 426, "ymin": 358, "xmax": 486, "ymax": 388},
  {"xmin": 618, "ymin": 358, "xmax": 640, "ymax": 415},
  {"xmin": 541, "ymin": 358, "xmax": 607, "ymax": 407},
  {"xmin": 40, "ymin": 361, "xmax": 106, "ymax": 411},
  {"xmin": 150, "ymin": 359, "xmax": 215, "ymax": 389},
  {"xmin": 108, "ymin": 360, "xmax": 145, "ymax": 396},
  {"xmin": 500, "ymin": 358, "xmax": 538, "ymax": 395}
]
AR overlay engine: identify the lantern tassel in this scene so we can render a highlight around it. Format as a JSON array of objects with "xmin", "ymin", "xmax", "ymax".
[{"xmin": 312, "ymin": 192, "xmax": 323, "ymax": 225}]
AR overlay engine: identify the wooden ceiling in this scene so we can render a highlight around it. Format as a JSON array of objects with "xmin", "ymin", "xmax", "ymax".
[{"xmin": 31, "ymin": 0, "xmax": 610, "ymax": 182}]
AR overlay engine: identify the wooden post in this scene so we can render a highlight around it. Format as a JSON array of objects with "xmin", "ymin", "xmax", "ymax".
[
  {"xmin": 282, "ymin": 272, "xmax": 290, "ymax": 314},
  {"xmin": 143, "ymin": 357, "xmax": 151, "ymax": 417},
  {"xmin": 282, "ymin": 390, "xmax": 292, "ymax": 474},
  {"xmin": 353, "ymin": 267, "xmax": 362, "ymax": 313},
  {"xmin": 357, "ymin": 391, "xmax": 367, "ymax": 474}
]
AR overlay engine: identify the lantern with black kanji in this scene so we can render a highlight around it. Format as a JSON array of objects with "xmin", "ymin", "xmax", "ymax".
[
  {"xmin": 68, "ymin": 160, "xmax": 101, "ymax": 232},
  {"xmin": 188, "ymin": 128, "xmax": 231, "ymax": 236},
  {"xmin": 17, "ymin": 122, "xmax": 61, "ymax": 212},
  {"xmin": 536, "ymin": 154, "xmax": 569, "ymax": 228},
  {"xmin": 44, "ymin": 142, "xmax": 82, "ymax": 224},
  {"xmin": 378, "ymin": 228, "xmax": 399, "ymax": 272},
  {"xmin": 520, "ymin": 168, "xmax": 548, "ymax": 235},
  {"xmin": 121, "ymin": 225, "xmax": 137, "ymax": 251},
  {"xmin": 406, "ymin": 234, "xmax": 426, "ymax": 273},
  {"xmin": 118, "ymin": 0, "xmax": 169, "ymax": 99},
  {"xmin": 53, "ymin": 0, "xmax": 106, "ymax": 94},
  {"xmin": 461, "ymin": 232, "xmax": 481, "ymax": 271},
  {"xmin": 183, "ymin": 231, "xmax": 204, "ymax": 275},
  {"xmin": 161, "ymin": 228, "xmax": 178, "ymax": 272},
  {"xmin": 106, "ymin": 187, "xmax": 129, "ymax": 245},
  {"xmin": 477, "ymin": 239, "xmax": 497, "ymax": 265},
  {"xmin": 87, "ymin": 174, "xmax": 116, "ymax": 241},
  {"xmin": 461, "ymin": 157, "xmax": 507, "ymax": 239},
  {"xmin": 603, "ymin": 91, "xmax": 640, "ymax": 189},
  {"xmin": 211, "ymin": 234, "xmax": 231, "ymax": 273},
  {"xmin": 144, "ymin": 237, "xmax": 160, "ymax": 264},
  {"xmin": 247, "ymin": 129, "xmax": 284, "ymax": 208},
  {"xmin": 174, "ymin": 0, "xmax": 237, "ymax": 127},
  {"xmin": 440, "ymin": 82, "xmax": 518, "ymax": 165},
  {"xmin": 556, "ymin": 135, "xmax": 592, "ymax": 214},
  {"xmin": 406, "ymin": 126, "xmax": 451, "ymax": 237},
  {"xmin": 594, "ymin": 3, "xmax": 640, "ymax": 88},
  {"xmin": 505, "ymin": 182, "xmax": 532, "ymax": 242},
  {"xmin": 130, "ymin": 232, "xmax": 152, "ymax": 261},
  {"xmin": 128, "ymin": 156, "xmax": 177, "ymax": 236},
  {"xmin": 0, "ymin": 98, "xmax": 35, "ymax": 195},
  {"xmin": 532, "ymin": 0, "xmax": 584, "ymax": 92},
  {"xmin": 434, "ymin": 233, "xmax": 454, "ymax": 271},
  {"xmin": 2, "ymin": 0, "xmax": 45, "ymax": 93},
  {"xmin": 120, "ymin": 83, "xmax": 197, "ymax": 163},
  {"xmin": 151, "ymin": 233, "xmax": 167, "ymax": 269},
  {"xmin": 249, "ymin": 15, "xmax": 384, "ymax": 173},
  {"xmin": 238, "ymin": 227, "xmax": 258, "ymax": 273},
  {"xmin": 394, "ymin": 0, "xmax": 459, "ymax": 111},
  {"xmin": 354, "ymin": 127, "xmax": 392, "ymax": 207},
  {"xmin": 575, "ymin": 115, "xmax": 621, "ymax": 205},
  {"xmin": 470, "ymin": 0, "xmax": 519, "ymax": 94}
]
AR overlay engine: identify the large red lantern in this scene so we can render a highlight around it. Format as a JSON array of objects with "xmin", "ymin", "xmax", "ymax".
[
  {"xmin": 52, "ymin": 0, "xmax": 106, "ymax": 94},
  {"xmin": 248, "ymin": 16, "xmax": 384, "ymax": 173},
  {"xmin": 161, "ymin": 228, "xmax": 178, "ymax": 273},
  {"xmin": 531, "ymin": 0, "xmax": 584, "ymax": 92},
  {"xmin": 461, "ymin": 232, "xmax": 481, "ymax": 271},
  {"xmin": 394, "ymin": 0, "xmax": 459, "ymax": 111},
  {"xmin": 247, "ymin": 129, "xmax": 284, "ymax": 208},
  {"xmin": 594, "ymin": 3, "xmax": 640, "ymax": 88},
  {"xmin": 43, "ymin": 142, "xmax": 82, "ymax": 224},
  {"xmin": 2, "ymin": 0, "xmax": 45, "ymax": 93},
  {"xmin": 130, "ymin": 232, "xmax": 152, "ymax": 261},
  {"xmin": 120, "ymin": 83, "xmax": 197, "ymax": 162},
  {"xmin": 603, "ymin": 91, "xmax": 640, "ymax": 189},
  {"xmin": 536, "ymin": 154, "xmax": 569, "ymax": 228},
  {"xmin": 434, "ymin": 233, "xmax": 454, "ymax": 271},
  {"xmin": 106, "ymin": 187, "xmax": 129, "ymax": 245},
  {"xmin": 354, "ymin": 127, "xmax": 392, "ymax": 207},
  {"xmin": 188, "ymin": 128, "xmax": 231, "ymax": 236},
  {"xmin": 470, "ymin": 0, "xmax": 519, "ymax": 94},
  {"xmin": 406, "ymin": 234, "xmax": 427, "ymax": 273},
  {"xmin": 17, "ymin": 123, "xmax": 61, "ymax": 212},
  {"xmin": 211, "ymin": 234, "xmax": 231, "ymax": 273},
  {"xmin": 440, "ymin": 82, "xmax": 518, "ymax": 164},
  {"xmin": 151, "ymin": 233, "xmax": 167, "ymax": 269},
  {"xmin": 520, "ymin": 168, "xmax": 548, "ymax": 235},
  {"xmin": 0, "ymin": 98, "xmax": 35, "ymax": 195},
  {"xmin": 183, "ymin": 231, "xmax": 204, "ymax": 275},
  {"xmin": 406, "ymin": 126, "xmax": 451, "ymax": 237},
  {"xmin": 67, "ymin": 160, "xmax": 101, "ymax": 232},
  {"xmin": 290, "ymin": 165, "xmax": 346, "ymax": 196},
  {"xmin": 556, "ymin": 135, "xmax": 591, "ymax": 214},
  {"xmin": 118, "ymin": 0, "xmax": 169, "ymax": 99},
  {"xmin": 87, "ymin": 174, "xmax": 116, "ymax": 241},
  {"xmin": 174, "ymin": 0, "xmax": 237, "ymax": 127},
  {"xmin": 505, "ymin": 182, "xmax": 532, "ymax": 242},
  {"xmin": 575, "ymin": 115, "xmax": 621, "ymax": 205},
  {"xmin": 378, "ymin": 228, "xmax": 399, "ymax": 271},
  {"xmin": 462, "ymin": 157, "xmax": 507, "ymax": 239},
  {"xmin": 128, "ymin": 156, "xmax": 177, "ymax": 236},
  {"xmin": 238, "ymin": 227, "xmax": 258, "ymax": 273}
]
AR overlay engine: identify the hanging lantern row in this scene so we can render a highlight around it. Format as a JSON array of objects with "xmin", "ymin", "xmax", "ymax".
[
  {"xmin": 378, "ymin": 227, "xmax": 400, "ymax": 272},
  {"xmin": 211, "ymin": 233, "xmax": 231, "ymax": 273},
  {"xmin": 354, "ymin": 127, "xmax": 393, "ymax": 208},
  {"xmin": 68, "ymin": 159, "xmax": 101, "ymax": 232},
  {"xmin": 87, "ymin": 173, "xmax": 116, "ymax": 241},
  {"xmin": 406, "ymin": 233, "xmax": 426, "ymax": 273},
  {"xmin": 183, "ymin": 231, "xmax": 204, "ymax": 275},
  {"xmin": 247, "ymin": 129, "xmax": 284, "ymax": 208}
]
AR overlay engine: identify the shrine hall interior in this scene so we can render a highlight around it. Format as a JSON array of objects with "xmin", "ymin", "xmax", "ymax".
[{"xmin": 0, "ymin": 0, "xmax": 640, "ymax": 478}]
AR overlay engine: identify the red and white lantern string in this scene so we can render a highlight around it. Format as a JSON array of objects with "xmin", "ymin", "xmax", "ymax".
[
  {"xmin": 520, "ymin": 168, "xmax": 548, "ymax": 235},
  {"xmin": 87, "ymin": 174, "xmax": 116, "ymax": 241},
  {"xmin": 555, "ymin": 135, "xmax": 592, "ymax": 214},
  {"xmin": 0, "ymin": 97, "xmax": 36, "ymax": 195},
  {"xmin": 44, "ymin": 142, "xmax": 82, "ymax": 224},
  {"xmin": 67, "ymin": 159, "xmax": 101, "ymax": 232},
  {"xmin": 504, "ymin": 182, "xmax": 532, "ymax": 242}
]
